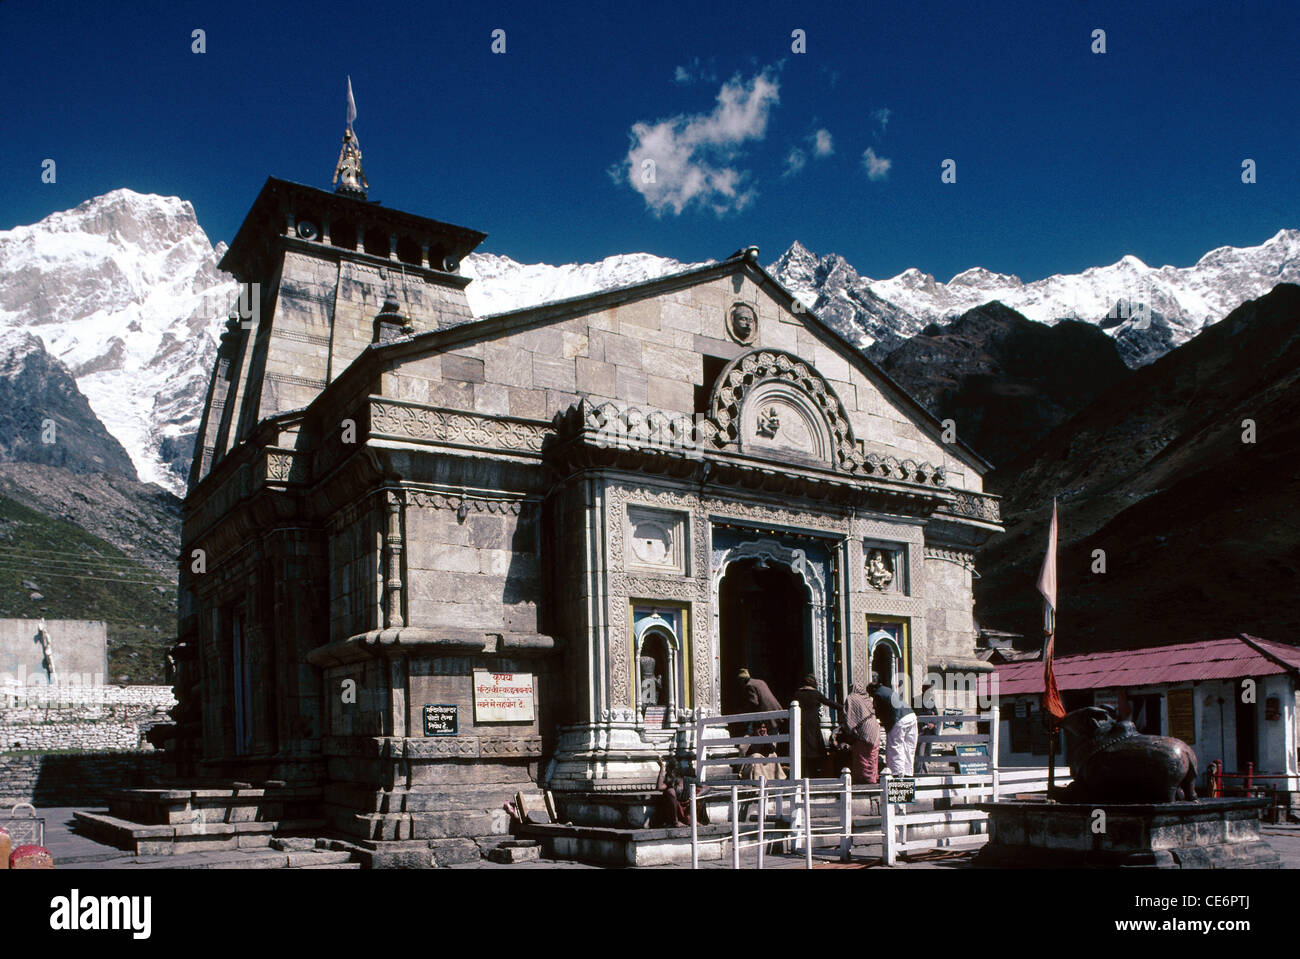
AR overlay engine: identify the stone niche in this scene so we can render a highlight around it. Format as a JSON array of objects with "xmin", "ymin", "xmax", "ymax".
[{"xmin": 625, "ymin": 506, "xmax": 688, "ymax": 575}]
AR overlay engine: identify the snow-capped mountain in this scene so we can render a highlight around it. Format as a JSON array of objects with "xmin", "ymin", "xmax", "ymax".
[
  {"xmin": 773, "ymin": 231, "xmax": 1300, "ymax": 367},
  {"xmin": 463, "ymin": 251, "xmax": 705, "ymax": 317},
  {"xmin": 1, "ymin": 187, "xmax": 1294, "ymax": 495},
  {"xmin": 0, "ymin": 190, "xmax": 236, "ymax": 494}
]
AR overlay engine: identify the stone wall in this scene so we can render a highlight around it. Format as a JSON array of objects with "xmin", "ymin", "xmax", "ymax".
[
  {"xmin": 0, "ymin": 751, "xmax": 170, "ymax": 806},
  {"xmin": 0, "ymin": 684, "xmax": 175, "ymax": 753},
  {"xmin": 921, "ymin": 550, "xmax": 978, "ymax": 663},
  {"xmin": 391, "ymin": 271, "xmax": 984, "ymax": 491}
]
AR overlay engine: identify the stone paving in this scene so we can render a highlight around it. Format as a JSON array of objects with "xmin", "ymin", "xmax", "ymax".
[{"xmin": 23, "ymin": 805, "xmax": 1300, "ymax": 870}]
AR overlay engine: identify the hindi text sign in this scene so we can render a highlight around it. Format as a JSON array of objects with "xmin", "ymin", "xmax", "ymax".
[
  {"xmin": 473, "ymin": 671, "xmax": 535, "ymax": 722},
  {"xmin": 886, "ymin": 776, "xmax": 916, "ymax": 804},
  {"xmin": 954, "ymin": 743, "xmax": 990, "ymax": 775},
  {"xmin": 423, "ymin": 704, "xmax": 458, "ymax": 737}
]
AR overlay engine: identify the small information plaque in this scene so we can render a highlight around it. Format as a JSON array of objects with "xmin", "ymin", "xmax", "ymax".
[
  {"xmin": 955, "ymin": 743, "xmax": 990, "ymax": 775},
  {"xmin": 886, "ymin": 776, "xmax": 916, "ymax": 804},
  {"xmin": 473, "ymin": 671, "xmax": 535, "ymax": 723},
  {"xmin": 423, "ymin": 704, "xmax": 458, "ymax": 737}
]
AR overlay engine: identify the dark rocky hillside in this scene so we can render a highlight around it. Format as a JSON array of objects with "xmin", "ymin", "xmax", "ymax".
[
  {"xmin": 0, "ymin": 332, "xmax": 138, "ymax": 479},
  {"xmin": 881, "ymin": 302, "xmax": 1130, "ymax": 467},
  {"xmin": 975, "ymin": 283, "xmax": 1300, "ymax": 652}
]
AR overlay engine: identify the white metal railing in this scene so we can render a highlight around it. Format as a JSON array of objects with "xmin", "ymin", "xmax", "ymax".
[
  {"xmin": 689, "ymin": 772, "xmax": 868, "ymax": 869},
  {"xmin": 880, "ymin": 766, "xmax": 1073, "ymax": 863},
  {"xmin": 688, "ymin": 706, "xmax": 1071, "ymax": 868},
  {"xmin": 695, "ymin": 702, "xmax": 802, "ymax": 784},
  {"xmin": 688, "ymin": 766, "xmax": 1071, "ymax": 869}
]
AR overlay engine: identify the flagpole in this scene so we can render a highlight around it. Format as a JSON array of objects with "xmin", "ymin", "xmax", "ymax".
[
  {"xmin": 1046, "ymin": 614, "xmax": 1057, "ymax": 801},
  {"xmin": 1037, "ymin": 498, "xmax": 1065, "ymax": 801}
]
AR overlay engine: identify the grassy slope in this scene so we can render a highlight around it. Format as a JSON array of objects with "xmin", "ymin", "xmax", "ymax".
[{"xmin": 0, "ymin": 493, "xmax": 175, "ymax": 683}]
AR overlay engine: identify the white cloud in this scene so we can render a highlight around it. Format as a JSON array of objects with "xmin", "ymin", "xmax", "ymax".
[
  {"xmin": 872, "ymin": 107, "xmax": 891, "ymax": 133},
  {"xmin": 672, "ymin": 57, "xmax": 718, "ymax": 86},
  {"xmin": 862, "ymin": 147, "xmax": 892, "ymax": 181},
  {"xmin": 618, "ymin": 70, "xmax": 781, "ymax": 216},
  {"xmin": 811, "ymin": 128, "xmax": 833, "ymax": 156},
  {"xmin": 783, "ymin": 147, "xmax": 807, "ymax": 178}
]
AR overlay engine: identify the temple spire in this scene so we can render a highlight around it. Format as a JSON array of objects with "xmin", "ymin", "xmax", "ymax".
[{"xmin": 333, "ymin": 76, "xmax": 368, "ymax": 198}]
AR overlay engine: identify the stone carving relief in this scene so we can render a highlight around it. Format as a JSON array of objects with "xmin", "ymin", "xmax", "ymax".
[
  {"xmin": 605, "ymin": 485, "xmax": 709, "ymax": 718},
  {"xmin": 755, "ymin": 405, "xmax": 781, "ymax": 438},
  {"xmin": 923, "ymin": 546, "xmax": 977, "ymax": 571},
  {"xmin": 937, "ymin": 490, "xmax": 1002, "ymax": 524},
  {"xmin": 405, "ymin": 490, "xmax": 523, "ymax": 515},
  {"xmin": 866, "ymin": 548, "xmax": 895, "ymax": 591},
  {"xmin": 739, "ymin": 380, "xmax": 830, "ymax": 462},
  {"xmin": 264, "ymin": 451, "xmax": 308, "ymax": 484},
  {"xmin": 727, "ymin": 302, "xmax": 758, "ymax": 345}
]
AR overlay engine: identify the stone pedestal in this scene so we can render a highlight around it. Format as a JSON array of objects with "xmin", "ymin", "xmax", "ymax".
[{"xmin": 974, "ymin": 797, "xmax": 1280, "ymax": 868}]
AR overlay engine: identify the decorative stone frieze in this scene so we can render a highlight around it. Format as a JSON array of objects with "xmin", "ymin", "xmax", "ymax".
[
  {"xmin": 370, "ymin": 399, "xmax": 547, "ymax": 454},
  {"xmin": 924, "ymin": 546, "xmax": 977, "ymax": 571},
  {"xmin": 936, "ymin": 490, "xmax": 1001, "ymax": 524}
]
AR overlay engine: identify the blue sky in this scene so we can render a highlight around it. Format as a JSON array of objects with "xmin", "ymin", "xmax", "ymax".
[{"xmin": 2, "ymin": 0, "xmax": 1296, "ymax": 281}]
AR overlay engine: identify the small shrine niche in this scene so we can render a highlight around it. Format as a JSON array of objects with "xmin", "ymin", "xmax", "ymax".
[
  {"xmin": 633, "ymin": 612, "xmax": 681, "ymax": 727},
  {"xmin": 865, "ymin": 545, "xmax": 904, "ymax": 593}
]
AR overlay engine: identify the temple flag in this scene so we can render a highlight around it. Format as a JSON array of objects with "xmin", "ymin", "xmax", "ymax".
[{"xmin": 1038, "ymin": 499, "xmax": 1066, "ymax": 722}]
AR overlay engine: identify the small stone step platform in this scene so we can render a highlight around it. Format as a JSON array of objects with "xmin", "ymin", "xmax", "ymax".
[
  {"xmin": 73, "ymin": 783, "xmax": 325, "ymax": 856},
  {"xmin": 73, "ymin": 810, "xmax": 328, "ymax": 856},
  {"xmin": 521, "ymin": 821, "xmax": 734, "ymax": 867}
]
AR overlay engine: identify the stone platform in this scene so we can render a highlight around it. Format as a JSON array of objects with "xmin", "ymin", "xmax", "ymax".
[
  {"xmin": 973, "ymin": 797, "xmax": 1281, "ymax": 868},
  {"xmin": 73, "ymin": 784, "xmax": 324, "ymax": 856},
  {"xmin": 521, "ymin": 821, "xmax": 734, "ymax": 867}
]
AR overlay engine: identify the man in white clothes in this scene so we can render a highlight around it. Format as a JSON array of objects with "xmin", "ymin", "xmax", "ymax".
[{"xmin": 871, "ymin": 682, "xmax": 919, "ymax": 776}]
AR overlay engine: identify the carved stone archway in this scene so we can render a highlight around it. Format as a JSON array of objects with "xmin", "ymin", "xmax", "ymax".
[
  {"xmin": 708, "ymin": 349, "xmax": 860, "ymax": 471},
  {"xmin": 710, "ymin": 538, "xmax": 832, "ymax": 716}
]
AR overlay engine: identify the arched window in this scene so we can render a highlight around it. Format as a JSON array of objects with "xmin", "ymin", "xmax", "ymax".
[
  {"xmin": 868, "ymin": 626, "xmax": 905, "ymax": 689},
  {"xmin": 633, "ymin": 612, "xmax": 681, "ymax": 722}
]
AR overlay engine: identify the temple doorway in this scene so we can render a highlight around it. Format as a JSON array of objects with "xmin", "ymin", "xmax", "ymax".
[{"xmin": 719, "ymin": 558, "xmax": 810, "ymax": 712}]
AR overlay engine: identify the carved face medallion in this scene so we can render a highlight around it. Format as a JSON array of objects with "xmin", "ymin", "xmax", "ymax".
[{"xmin": 728, "ymin": 302, "xmax": 758, "ymax": 344}]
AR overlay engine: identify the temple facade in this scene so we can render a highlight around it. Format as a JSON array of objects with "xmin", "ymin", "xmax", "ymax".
[{"xmin": 170, "ymin": 158, "xmax": 1003, "ymax": 852}]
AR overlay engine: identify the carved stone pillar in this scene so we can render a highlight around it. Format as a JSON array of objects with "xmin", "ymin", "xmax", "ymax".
[{"xmin": 384, "ymin": 490, "xmax": 405, "ymax": 628}]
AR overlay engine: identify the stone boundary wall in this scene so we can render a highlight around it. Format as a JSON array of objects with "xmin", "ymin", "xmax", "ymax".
[
  {"xmin": 0, "ymin": 684, "xmax": 176, "ymax": 753},
  {"xmin": 0, "ymin": 721, "xmax": 158, "ymax": 752},
  {"xmin": 1, "ymin": 684, "xmax": 176, "ymax": 709},
  {"xmin": 0, "ymin": 751, "xmax": 170, "ymax": 806}
]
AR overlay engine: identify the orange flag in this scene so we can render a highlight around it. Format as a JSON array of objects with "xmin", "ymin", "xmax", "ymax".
[{"xmin": 1037, "ymin": 499, "xmax": 1066, "ymax": 722}]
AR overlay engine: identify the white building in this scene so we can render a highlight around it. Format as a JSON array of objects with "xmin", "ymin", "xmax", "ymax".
[{"xmin": 991, "ymin": 635, "xmax": 1299, "ymax": 805}]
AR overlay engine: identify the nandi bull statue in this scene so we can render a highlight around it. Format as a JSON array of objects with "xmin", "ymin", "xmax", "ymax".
[{"xmin": 1055, "ymin": 705, "xmax": 1198, "ymax": 803}]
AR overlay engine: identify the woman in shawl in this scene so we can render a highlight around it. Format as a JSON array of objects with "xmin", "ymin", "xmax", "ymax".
[{"xmin": 842, "ymin": 684, "xmax": 881, "ymax": 785}]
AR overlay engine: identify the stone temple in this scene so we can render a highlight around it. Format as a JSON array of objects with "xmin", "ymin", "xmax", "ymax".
[{"xmin": 164, "ymin": 125, "xmax": 1003, "ymax": 861}]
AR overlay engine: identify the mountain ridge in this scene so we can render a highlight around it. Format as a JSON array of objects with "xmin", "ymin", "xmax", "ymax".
[{"xmin": 4, "ymin": 188, "xmax": 1294, "ymax": 496}]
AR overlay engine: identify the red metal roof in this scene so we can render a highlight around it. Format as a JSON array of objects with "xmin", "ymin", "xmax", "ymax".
[{"xmin": 983, "ymin": 635, "xmax": 1300, "ymax": 697}]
